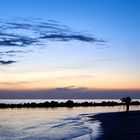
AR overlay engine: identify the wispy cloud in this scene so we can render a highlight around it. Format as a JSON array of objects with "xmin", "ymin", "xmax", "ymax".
[
  {"xmin": 0, "ymin": 18, "xmax": 107, "ymax": 66},
  {"xmin": 0, "ymin": 18, "xmax": 106, "ymax": 47},
  {"xmin": 0, "ymin": 34, "xmax": 37, "ymax": 47},
  {"xmin": 0, "ymin": 50, "xmax": 32, "ymax": 55},
  {"xmin": 40, "ymin": 34, "xmax": 105, "ymax": 42},
  {"xmin": 0, "ymin": 60, "xmax": 16, "ymax": 65}
]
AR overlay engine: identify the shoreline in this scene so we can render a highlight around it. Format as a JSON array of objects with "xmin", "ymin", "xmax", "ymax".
[
  {"xmin": 0, "ymin": 100, "xmax": 140, "ymax": 108},
  {"xmin": 89, "ymin": 111, "xmax": 140, "ymax": 140}
]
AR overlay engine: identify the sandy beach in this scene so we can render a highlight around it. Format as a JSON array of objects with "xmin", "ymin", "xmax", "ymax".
[{"xmin": 89, "ymin": 111, "xmax": 140, "ymax": 140}]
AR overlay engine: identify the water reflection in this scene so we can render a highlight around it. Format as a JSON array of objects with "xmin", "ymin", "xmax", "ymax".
[{"xmin": 0, "ymin": 106, "xmax": 139, "ymax": 139}]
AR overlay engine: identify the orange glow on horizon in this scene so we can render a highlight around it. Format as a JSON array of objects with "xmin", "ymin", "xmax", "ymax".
[{"xmin": 0, "ymin": 69, "xmax": 140, "ymax": 91}]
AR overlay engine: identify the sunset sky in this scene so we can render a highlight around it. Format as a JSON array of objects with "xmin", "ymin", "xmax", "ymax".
[{"xmin": 0, "ymin": 0, "xmax": 140, "ymax": 98}]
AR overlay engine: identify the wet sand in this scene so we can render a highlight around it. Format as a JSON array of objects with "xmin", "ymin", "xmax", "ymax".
[{"xmin": 90, "ymin": 111, "xmax": 140, "ymax": 140}]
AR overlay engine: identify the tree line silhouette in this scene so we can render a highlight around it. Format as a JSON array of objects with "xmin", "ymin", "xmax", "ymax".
[{"xmin": 0, "ymin": 99, "xmax": 139, "ymax": 108}]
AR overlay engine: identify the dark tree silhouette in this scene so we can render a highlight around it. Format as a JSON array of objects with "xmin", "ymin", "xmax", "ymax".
[
  {"xmin": 121, "ymin": 97, "xmax": 132, "ymax": 112},
  {"xmin": 0, "ymin": 98, "xmax": 139, "ymax": 108}
]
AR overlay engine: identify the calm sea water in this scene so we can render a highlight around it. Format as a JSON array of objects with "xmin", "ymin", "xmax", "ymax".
[{"xmin": 0, "ymin": 99, "xmax": 140, "ymax": 140}]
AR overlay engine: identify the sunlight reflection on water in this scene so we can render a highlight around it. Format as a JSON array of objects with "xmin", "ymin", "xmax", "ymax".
[{"xmin": 0, "ymin": 106, "xmax": 139, "ymax": 139}]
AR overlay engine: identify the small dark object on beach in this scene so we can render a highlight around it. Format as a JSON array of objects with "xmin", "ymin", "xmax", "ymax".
[{"xmin": 121, "ymin": 97, "xmax": 132, "ymax": 112}]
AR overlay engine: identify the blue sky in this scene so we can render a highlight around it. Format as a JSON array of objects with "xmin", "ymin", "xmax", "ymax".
[{"xmin": 0, "ymin": 0, "xmax": 140, "ymax": 98}]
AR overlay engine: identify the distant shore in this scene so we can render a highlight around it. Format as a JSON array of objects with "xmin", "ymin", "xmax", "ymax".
[
  {"xmin": 89, "ymin": 111, "xmax": 140, "ymax": 140},
  {"xmin": 0, "ymin": 100, "xmax": 140, "ymax": 108}
]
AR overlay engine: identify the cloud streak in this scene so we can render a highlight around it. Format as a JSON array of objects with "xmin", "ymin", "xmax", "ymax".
[
  {"xmin": 0, "ymin": 50, "xmax": 32, "ymax": 65},
  {"xmin": 40, "ymin": 34, "xmax": 105, "ymax": 42},
  {"xmin": 0, "ymin": 18, "xmax": 106, "ymax": 47},
  {"xmin": 0, "ymin": 50, "xmax": 32, "ymax": 55},
  {"xmin": 0, "ymin": 18, "xmax": 107, "ymax": 65},
  {"xmin": 0, "ymin": 35, "xmax": 37, "ymax": 47},
  {"xmin": 0, "ymin": 60, "xmax": 16, "ymax": 65}
]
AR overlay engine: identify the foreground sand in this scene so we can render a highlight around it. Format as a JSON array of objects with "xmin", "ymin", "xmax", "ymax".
[{"xmin": 90, "ymin": 111, "xmax": 140, "ymax": 140}]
